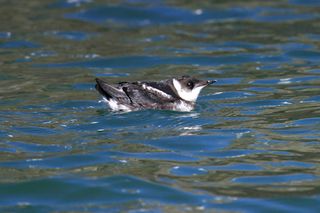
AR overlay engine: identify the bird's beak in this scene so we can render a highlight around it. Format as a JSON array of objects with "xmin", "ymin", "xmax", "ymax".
[
  {"xmin": 197, "ymin": 79, "xmax": 217, "ymax": 87},
  {"xmin": 207, "ymin": 80, "xmax": 217, "ymax": 85}
]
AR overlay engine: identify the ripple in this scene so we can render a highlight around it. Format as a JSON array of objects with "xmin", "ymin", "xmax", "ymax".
[
  {"xmin": 170, "ymin": 166, "xmax": 208, "ymax": 176},
  {"xmin": 290, "ymin": 0, "xmax": 320, "ymax": 6},
  {"xmin": 209, "ymin": 91, "xmax": 255, "ymax": 100},
  {"xmin": 287, "ymin": 50, "xmax": 320, "ymax": 61},
  {"xmin": 1, "ymin": 0, "xmax": 320, "ymax": 212},
  {"xmin": 0, "ymin": 40, "xmax": 40, "ymax": 49},
  {"xmin": 206, "ymin": 163, "xmax": 264, "ymax": 171},
  {"xmin": 198, "ymin": 149, "xmax": 267, "ymax": 159},
  {"xmin": 0, "ymin": 175, "xmax": 205, "ymax": 207},
  {"xmin": 110, "ymin": 150, "xmax": 198, "ymax": 162},
  {"xmin": 266, "ymin": 161, "xmax": 315, "ymax": 169},
  {"xmin": 0, "ymin": 152, "xmax": 116, "ymax": 169},
  {"xmin": 12, "ymin": 126, "xmax": 58, "ymax": 136},
  {"xmin": 65, "ymin": 5, "xmax": 251, "ymax": 26},
  {"xmin": 139, "ymin": 134, "xmax": 233, "ymax": 153},
  {"xmin": 35, "ymin": 54, "xmax": 261, "ymax": 69},
  {"xmin": 45, "ymin": 31, "xmax": 94, "ymax": 41},
  {"xmin": 5, "ymin": 141, "xmax": 67, "ymax": 153},
  {"xmin": 233, "ymin": 173, "xmax": 317, "ymax": 184}
]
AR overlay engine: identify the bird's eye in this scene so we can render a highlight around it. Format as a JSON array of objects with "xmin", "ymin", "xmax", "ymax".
[{"xmin": 187, "ymin": 81, "xmax": 193, "ymax": 89}]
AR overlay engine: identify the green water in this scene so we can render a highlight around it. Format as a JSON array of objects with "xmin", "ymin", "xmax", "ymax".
[{"xmin": 1, "ymin": 0, "xmax": 320, "ymax": 212}]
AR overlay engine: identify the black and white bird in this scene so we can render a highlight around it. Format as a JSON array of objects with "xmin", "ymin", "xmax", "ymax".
[{"xmin": 95, "ymin": 76, "xmax": 216, "ymax": 112}]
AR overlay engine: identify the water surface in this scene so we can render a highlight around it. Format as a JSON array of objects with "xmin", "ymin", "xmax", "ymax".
[{"xmin": 1, "ymin": 0, "xmax": 320, "ymax": 212}]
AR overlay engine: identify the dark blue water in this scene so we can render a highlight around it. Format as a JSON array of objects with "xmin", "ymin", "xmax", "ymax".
[{"xmin": 1, "ymin": 0, "xmax": 320, "ymax": 212}]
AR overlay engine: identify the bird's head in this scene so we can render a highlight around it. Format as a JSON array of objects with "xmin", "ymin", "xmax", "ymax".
[{"xmin": 172, "ymin": 75, "xmax": 216, "ymax": 102}]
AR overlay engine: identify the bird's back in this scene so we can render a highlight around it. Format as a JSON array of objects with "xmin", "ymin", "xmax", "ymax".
[{"xmin": 96, "ymin": 78, "xmax": 182, "ymax": 111}]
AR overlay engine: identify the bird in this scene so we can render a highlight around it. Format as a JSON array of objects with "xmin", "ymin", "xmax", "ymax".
[{"xmin": 95, "ymin": 75, "xmax": 216, "ymax": 112}]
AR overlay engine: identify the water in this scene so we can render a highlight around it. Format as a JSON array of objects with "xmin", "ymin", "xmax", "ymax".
[{"xmin": 1, "ymin": 0, "xmax": 320, "ymax": 212}]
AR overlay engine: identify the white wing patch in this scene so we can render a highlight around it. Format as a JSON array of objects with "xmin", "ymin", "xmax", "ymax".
[{"xmin": 142, "ymin": 83, "xmax": 172, "ymax": 99}]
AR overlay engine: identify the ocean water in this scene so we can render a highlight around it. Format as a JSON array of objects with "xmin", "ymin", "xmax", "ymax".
[{"xmin": 1, "ymin": 0, "xmax": 320, "ymax": 212}]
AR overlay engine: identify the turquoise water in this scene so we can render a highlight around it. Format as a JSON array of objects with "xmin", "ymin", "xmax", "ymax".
[{"xmin": 1, "ymin": 0, "xmax": 320, "ymax": 212}]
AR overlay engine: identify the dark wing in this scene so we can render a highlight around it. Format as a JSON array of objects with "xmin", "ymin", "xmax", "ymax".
[
  {"xmin": 95, "ymin": 78, "xmax": 131, "ymax": 104},
  {"xmin": 142, "ymin": 80, "xmax": 180, "ymax": 99},
  {"xmin": 123, "ymin": 82, "xmax": 176, "ymax": 108}
]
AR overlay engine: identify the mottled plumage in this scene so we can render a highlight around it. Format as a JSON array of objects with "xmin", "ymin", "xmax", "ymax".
[{"xmin": 95, "ymin": 76, "xmax": 216, "ymax": 112}]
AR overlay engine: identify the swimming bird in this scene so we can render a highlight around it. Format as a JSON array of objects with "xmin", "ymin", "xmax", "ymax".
[{"xmin": 95, "ymin": 75, "xmax": 216, "ymax": 112}]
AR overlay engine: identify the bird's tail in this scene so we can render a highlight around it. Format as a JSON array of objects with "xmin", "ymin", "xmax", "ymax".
[{"xmin": 95, "ymin": 78, "xmax": 130, "ymax": 101}]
